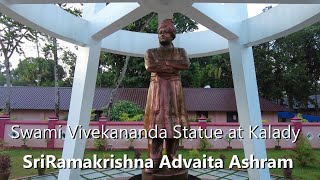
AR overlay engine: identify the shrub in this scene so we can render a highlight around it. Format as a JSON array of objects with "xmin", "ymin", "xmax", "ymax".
[
  {"xmin": 283, "ymin": 168, "xmax": 293, "ymax": 179},
  {"xmin": 128, "ymin": 114, "xmax": 143, "ymax": 122},
  {"xmin": 90, "ymin": 109, "xmax": 97, "ymax": 121},
  {"xmin": 282, "ymin": 156, "xmax": 293, "ymax": 179},
  {"xmin": 274, "ymin": 137, "xmax": 281, "ymax": 150},
  {"xmin": 225, "ymin": 133, "xmax": 234, "ymax": 149},
  {"xmin": 119, "ymin": 113, "xmax": 130, "ymax": 121},
  {"xmin": 0, "ymin": 139, "xmax": 7, "ymax": 150},
  {"xmin": 199, "ymin": 138, "xmax": 212, "ymax": 150},
  {"xmin": 21, "ymin": 137, "xmax": 29, "ymax": 149},
  {"xmin": 35, "ymin": 155, "xmax": 46, "ymax": 175},
  {"xmin": 293, "ymin": 134, "xmax": 317, "ymax": 167},
  {"xmin": 297, "ymin": 113, "xmax": 309, "ymax": 123},
  {"xmin": 61, "ymin": 114, "xmax": 68, "ymax": 121},
  {"xmin": 219, "ymin": 153, "xmax": 226, "ymax": 162},
  {"xmin": 127, "ymin": 138, "xmax": 135, "ymax": 150},
  {"xmin": 0, "ymin": 152, "xmax": 11, "ymax": 173},
  {"xmin": 134, "ymin": 150, "xmax": 141, "ymax": 159},
  {"xmin": 93, "ymin": 138, "xmax": 106, "ymax": 151},
  {"xmin": 189, "ymin": 149, "xmax": 200, "ymax": 159},
  {"xmin": 106, "ymin": 101, "xmax": 143, "ymax": 121},
  {"xmin": 0, "ymin": 109, "xmax": 5, "ymax": 115},
  {"xmin": 187, "ymin": 117, "xmax": 197, "ymax": 122}
]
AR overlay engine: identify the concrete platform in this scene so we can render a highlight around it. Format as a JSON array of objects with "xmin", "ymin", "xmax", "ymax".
[{"xmin": 16, "ymin": 168, "xmax": 286, "ymax": 180}]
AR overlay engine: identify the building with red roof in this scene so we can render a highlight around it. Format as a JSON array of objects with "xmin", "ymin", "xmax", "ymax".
[{"xmin": 0, "ymin": 86, "xmax": 288, "ymax": 122}]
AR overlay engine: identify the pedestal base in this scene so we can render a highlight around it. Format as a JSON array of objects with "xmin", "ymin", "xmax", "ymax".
[{"xmin": 142, "ymin": 168, "xmax": 188, "ymax": 180}]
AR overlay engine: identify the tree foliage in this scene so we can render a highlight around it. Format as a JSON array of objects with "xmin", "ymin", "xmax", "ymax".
[
  {"xmin": 0, "ymin": 13, "xmax": 36, "ymax": 58},
  {"xmin": 61, "ymin": 50, "xmax": 77, "ymax": 86},
  {"xmin": 104, "ymin": 100, "xmax": 143, "ymax": 121},
  {"xmin": 12, "ymin": 57, "xmax": 65, "ymax": 86},
  {"xmin": 0, "ymin": 12, "xmax": 37, "ymax": 114},
  {"xmin": 293, "ymin": 134, "xmax": 318, "ymax": 167},
  {"xmin": 181, "ymin": 54, "xmax": 233, "ymax": 88},
  {"xmin": 96, "ymin": 13, "xmax": 198, "ymax": 88},
  {"xmin": 254, "ymin": 23, "xmax": 320, "ymax": 110}
]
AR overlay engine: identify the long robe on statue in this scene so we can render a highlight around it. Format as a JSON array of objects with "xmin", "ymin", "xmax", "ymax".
[{"xmin": 144, "ymin": 47, "xmax": 190, "ymax": 138}]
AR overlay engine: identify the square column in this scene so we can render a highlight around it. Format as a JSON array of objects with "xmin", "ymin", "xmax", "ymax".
[
  {"xmin": 228, "ymin": 39, "xmax": 270, "ymax": 179},
  {"xmin": 58, "ymin": 39, "xmax": 101, "ymax": 179}
]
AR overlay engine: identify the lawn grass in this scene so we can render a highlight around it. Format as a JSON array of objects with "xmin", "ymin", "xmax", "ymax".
[{"xmin": 4, "ymin": 148, "xmax": 320, "ymax": 180}]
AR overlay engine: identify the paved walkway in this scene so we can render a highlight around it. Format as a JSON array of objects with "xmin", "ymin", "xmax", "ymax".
[{"xmin": 17, "ymin": 168, "xmax": 286, "ymax": 180}]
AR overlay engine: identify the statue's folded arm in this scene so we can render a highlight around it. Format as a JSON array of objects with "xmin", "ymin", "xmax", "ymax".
[
  {"xmin": 144, "ymin": 48, "xmax": 190, "ymax": 72},
  {"xmin": 145, "ymin": 50, "xmax": 175, "ymax": 73}
]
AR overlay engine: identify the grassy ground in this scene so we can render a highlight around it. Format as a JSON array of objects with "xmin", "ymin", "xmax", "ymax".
[{"xmin": 4, "ymin": 148, "xmax": 320, "ymax": 180}]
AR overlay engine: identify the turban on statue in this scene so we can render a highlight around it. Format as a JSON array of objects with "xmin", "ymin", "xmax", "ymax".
[{"xmin": 158, "ymin": 19, "xmax": 176, "ymax": 40}]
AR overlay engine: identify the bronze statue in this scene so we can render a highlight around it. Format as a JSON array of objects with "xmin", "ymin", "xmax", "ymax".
[{"xmin": 143, "ymin": 19, "xmax": 190, "ymax": 173}]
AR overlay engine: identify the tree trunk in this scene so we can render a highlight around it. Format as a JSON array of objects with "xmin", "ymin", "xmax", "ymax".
[
  {"xmin": 53, "ymin": 37, "xmax": 60, "ymax": 118},
  {"xmin": 36, "ymin": 33, "xmax": 40, "ymax": 58},
  {"xmin": 106, "ymin": 56, "xmax": 130, "ymax": 119},
  {"xmin": 104, "ymin": 12, "xmax": 156, "ymax": 119},
  {"xmin": 4, "ymin": 55, "xmax": 11, "ymax": 116},
  {"xmin": 315, "ymin": 82, "xmax": 319, "ymax": 116}
]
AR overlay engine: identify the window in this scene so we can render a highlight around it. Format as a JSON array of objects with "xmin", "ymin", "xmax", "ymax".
[
  {"xmin": 196, "ymin": 111, "xmax": 208, "ymax": 118},
  {"xmin": 227, "ymin": 112, "xmax": 238, "ymax": 122}
]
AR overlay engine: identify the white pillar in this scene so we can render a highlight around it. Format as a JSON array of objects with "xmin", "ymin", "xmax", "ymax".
[
  {"xmin": 228, "ymin": 38, "xmax": 270, "ymax": 179},
  {"xmin": 58, "ymin": 39, "xmax": 101, "ymax": 179}
]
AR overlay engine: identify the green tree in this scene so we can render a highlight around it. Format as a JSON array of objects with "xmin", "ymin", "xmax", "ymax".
[
  {"xmin": 0, "ymin": 13, "xmax": 36, "ymax": 115},
  {"xmin": 42, "ymin": 39, "xmax": 61, "ymax": 117},
  {"xmin": 253, "ymin": 42, "xmax": 282, "ymax": 102},
  {"xmin": 181, "ymin": 54, "xmax": 233, "ymax": 88},
  {"xmin": 299, "ymin": 24, "xmax": 320, "ymax": 113},
  {"xmin": 98, "ymin": 13, "xmax": 199, "ymax": 89},
  {"xmin": 12, "ymin": 57, "xmax": 65, "ymax": 86},
  {"xmin": 293, "ymin": 134, "xmax": 317, "ymax": 167},
  {"xmin": 61, "ymin": 50, "xmax": 77, "ymax": 86},
  {"xmin": 253, "ymin": 23, "xmax": 320, "ymax": 111}
]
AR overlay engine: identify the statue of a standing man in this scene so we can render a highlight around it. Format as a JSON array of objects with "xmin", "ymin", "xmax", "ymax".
[{"xmin": 144, "ymin": 19, "xmax": 190, "ymax": 173}]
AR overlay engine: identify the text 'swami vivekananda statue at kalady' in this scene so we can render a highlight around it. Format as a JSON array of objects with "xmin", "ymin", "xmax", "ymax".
[{"xmin": 143, "ymin": 19, "xmax": 190, "ymax": 174}]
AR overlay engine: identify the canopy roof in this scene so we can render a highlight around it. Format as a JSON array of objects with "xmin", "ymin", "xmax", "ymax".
[{"xmin": 1, "ymin": 0, "xmax": 319, "ymax": 57}]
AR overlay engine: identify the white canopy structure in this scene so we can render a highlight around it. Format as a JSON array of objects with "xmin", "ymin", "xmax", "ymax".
[{"xmin": 1, "ymin": 0, "xmax": 319, "ymax": 179}]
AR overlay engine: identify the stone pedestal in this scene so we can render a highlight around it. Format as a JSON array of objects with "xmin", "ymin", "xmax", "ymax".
[{"xmin": 142, "ymin": 168, "xmax": 188, "ymax": 180}]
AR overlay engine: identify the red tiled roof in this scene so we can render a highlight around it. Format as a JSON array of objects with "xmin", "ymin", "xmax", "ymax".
[{"xmin": 0, "ymin": 86, "xmax": 287, "ymax": 112}]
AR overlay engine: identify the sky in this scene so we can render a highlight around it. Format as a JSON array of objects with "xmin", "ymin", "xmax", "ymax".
[{"xmin": 6, "ymin": 3, "xmax": 277, "ymax": 69}]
